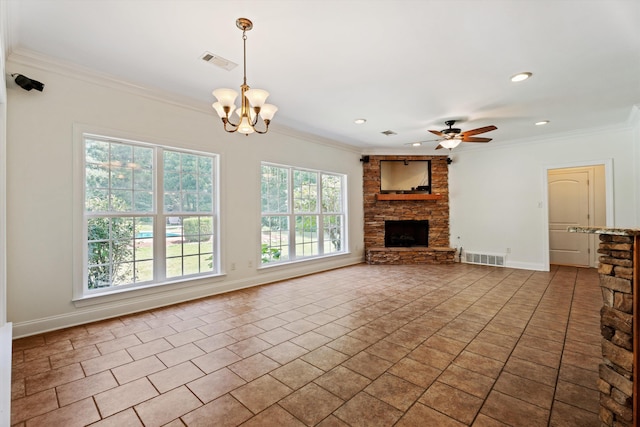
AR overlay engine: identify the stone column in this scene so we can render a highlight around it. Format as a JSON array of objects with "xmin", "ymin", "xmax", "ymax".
[{"xmin": 596, "ymin": 233, "xmax": 636, "ymax": 426}]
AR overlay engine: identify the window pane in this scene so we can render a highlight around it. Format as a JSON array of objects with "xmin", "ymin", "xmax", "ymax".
[
  {"xmin": 261, "ymin": 165, "xmax": 288, "ymax": 213},
  {"xmin": 135, "ymin": 260, "xmax": 154, "ymax": 282},
  {"xmin": 182, "ymin": 173, "xmax": 197, "ymax": 191},
  {"xmin": 323, "ymin": 215, "xmax": 343, "ymax": 253},
  {"xmin": 182, "ymin": 193, "xmax": 198, "ymax": 212},
  {"xmin": 86, "ymin": 191, "xmax": 109, "ymax": 212},
  {"xmin": 198, "ymin": 157, "xmax": 213, "ymax": 174},
  {"xmin": 182, "ymin": 154, "xmax": 197, "ymax": 173},
  {"xmin": 164, "ymin": 150, "xmax": 214, "ymax": 215},
  {"xmin": 183, "ymin": 255, "xmax": 200, "ymax": 275},
  {"xmin": 322, "ymin": 174, "xmax": 342, "ymax": 213},
  {"xmin": 166, "ymin": 216, "xmax": 214, "ymax": 277},
  {"xmin": 134, "ymin": 191, "xmax": 153, "ymax": 211},
  {"xmin": 134, "ymin": 169, "xmax": 153, "ymax": 191},
  {"xmin": 110, "ymin": 143, "xmax": 133, "ymax": 167},
  {"xmin": 164, "ymin": 192, "xmax": 181, "ymax": 212},
  {"xmin": 261, "ymin": 216, "xmax": 289, "ymax": 263},
  {"xmin": 111, "ymin": 167, "xmax": 132, "ymax": 190},
  {"xmin": 86, "ymin": 163, "xmax": 109, "ymax": 189},
  {"xmin": 111, "ymin": 191, "xmax": 133, "ymax": 211},
  {"xmin": 164, "ymin": 172, "xmax": 181, "ymax": 191},
  {"xmin": 293, "ymin": 170, "xmax": 318, "ymax": 213},
  {"xmin": 86, "ymin": 216, "xmax": 153, "ymax": 289},
  {"xmin": 83, "ymin": 136, "xmax": 218, "ymax": 295},
  {"xmin": 86, "ymin": 139, "xmax": 109, "ymax": 163},
  {"xmin": 295, "ymin": 215, "xmax": 319, "ymax": 257},
  {"xmin": 134, "ymin": 146, "xmax": 153, "ymax": 169},
  {"xmin": 198, "ymin": 193, "xmax": 212, "ymax": 212}
]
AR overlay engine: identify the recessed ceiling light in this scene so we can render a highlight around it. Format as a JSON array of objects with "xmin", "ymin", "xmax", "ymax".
[
  {"xmin": 354, "ymin": 118, "xmax": 367, "ymax": 124},
  {"xmin": 412, "ymin": 142, "xmax": 422, "ymax": 147},
  {"xmin": 511, "ymin": 72, "xmax": 532, "ymax": 82},
  {"xmin": 535, "ymin": 120, "xmax": 550, "ymax": 126}
]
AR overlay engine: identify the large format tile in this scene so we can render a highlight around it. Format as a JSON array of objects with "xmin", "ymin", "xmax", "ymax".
[{"xmin": 10, "ymin": 264, "xmax": 603, "ymax": 426}]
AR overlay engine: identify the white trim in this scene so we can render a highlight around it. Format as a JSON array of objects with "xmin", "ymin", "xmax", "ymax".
[
  {"xmin": 8, "ymin": 48, "xmax": 360, "ymax": 155},
  {"xmin": 541, "ymin": 158, "xmax": 614, "ymax": 270},
  {"xmin": 73, "ymin": 125, "xmax": 221, "ymax": 300},
  {"xmin": 0, "ymin": 323, "xmax": 11, "ymax": 427},
  {"xmin": 1, "ymin": 7, "xmax": 11, "ymax": 426},
  {"xmin": 260, "ymin": 163, "xmax": 348, "ymax": 266},
  {"xmin": 13, "ymin": 255, "xmax": 363, "ymax": 339},
  {"xmin": 505, "ymin": 260, "xmax": 547, "ymax": 271}
]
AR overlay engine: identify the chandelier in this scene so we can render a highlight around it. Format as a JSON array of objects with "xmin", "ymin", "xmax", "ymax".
[{"xmin": 212, "ymin": 18, "xmax": 277, "ymax": 135}]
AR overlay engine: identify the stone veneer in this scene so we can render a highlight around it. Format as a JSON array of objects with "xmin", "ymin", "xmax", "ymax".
[
  {"xmin": 569, "ymin": 227, "xmax": 638, "ymax": 426},
  {"xmin": 363, "ymin": 155, "xmax": 454, "ymax": 264}
]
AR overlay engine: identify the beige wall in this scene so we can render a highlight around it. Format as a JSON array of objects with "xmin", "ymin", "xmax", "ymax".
[
  {"xmin": 5, "ymin": 58, "xmax": 364, "ymax": 337},
  {"xmin": 449, "ymin": 127, "xmax": 636, "ymax": 271}
]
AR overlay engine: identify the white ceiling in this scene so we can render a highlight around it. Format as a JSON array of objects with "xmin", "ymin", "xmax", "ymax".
[{"xmin": 5, "ymin": 0, "xmax": 640, "ymax": 150}]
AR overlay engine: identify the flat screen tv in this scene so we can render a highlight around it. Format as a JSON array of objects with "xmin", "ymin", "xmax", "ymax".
[{"xmin": 380, "ymin": 160, "xmax": 431, "ymax": 193}]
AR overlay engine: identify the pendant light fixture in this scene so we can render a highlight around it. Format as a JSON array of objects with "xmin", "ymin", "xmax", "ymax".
[{"xmin": 212, "ymin": 18, "xmax": 277, "ymax": 135}]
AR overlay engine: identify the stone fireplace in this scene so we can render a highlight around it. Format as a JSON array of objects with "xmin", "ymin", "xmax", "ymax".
[{"xmin": 363, "ymin": 155, "xmax": 455, "ymax": 264}]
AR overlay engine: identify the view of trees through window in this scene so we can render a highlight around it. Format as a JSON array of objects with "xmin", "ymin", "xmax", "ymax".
[
  {"xmin": 261, "ymin": 163, "xmax": 346, "ymax": 264},
  {"xmin": 83, "ymin": 136, "xmax": 218, "ymax": 293}
]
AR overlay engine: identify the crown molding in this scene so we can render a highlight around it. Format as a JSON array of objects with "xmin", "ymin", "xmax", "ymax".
[{"xmin": 6, "ymin": 48, "xmax": 360, "ymax": 155}]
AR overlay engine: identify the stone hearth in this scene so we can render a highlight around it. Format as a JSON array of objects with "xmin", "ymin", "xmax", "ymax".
[{"xmin": 363, "ymin": 155, "xmax": 454, "ymax": 264}]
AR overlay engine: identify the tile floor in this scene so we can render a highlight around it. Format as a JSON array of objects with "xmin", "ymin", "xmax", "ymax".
[{"xmin": 11, "ymin": 263, "xmax": 603, "ymax": 426}]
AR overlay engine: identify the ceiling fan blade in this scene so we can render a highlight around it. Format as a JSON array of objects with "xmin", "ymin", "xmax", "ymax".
[
  {"xmin": 460, "ymin": 125, "xmax": 497, "ymax": 137},
  {"xmin": 461, "ymin": 136, "xmax": 492, "ymax": 143},
  {"xmin": 429, "ymin": 130, "xmax": 444, "ymax": 137}
]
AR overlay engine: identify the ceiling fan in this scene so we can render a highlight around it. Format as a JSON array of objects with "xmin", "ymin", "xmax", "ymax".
[{"xmin": 428, "ymin": 120, "xmax": 497, "ymax": 150}]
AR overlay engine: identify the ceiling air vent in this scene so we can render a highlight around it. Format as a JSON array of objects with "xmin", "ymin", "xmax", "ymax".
[
  {"xmin": 381, "ymin": 130, "xmax": 397, "ymax": 136},
  {"xmin": 201, "ymin": 51, "xmax": 238, "ymax": 71}
]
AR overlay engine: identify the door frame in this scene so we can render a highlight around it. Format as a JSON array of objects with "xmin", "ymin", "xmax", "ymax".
[{"xmin": 541, "ymin": 159, "xmax": 614, "ymax": 271}]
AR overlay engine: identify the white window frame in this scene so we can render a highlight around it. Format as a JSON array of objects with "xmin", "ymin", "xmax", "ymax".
[
  {"xmin": 260, "ymin": 162, "xmax": 347, "ymax": 266},
  {"xmin": 73, "ymin": 131, "xmax": 221, "ymax": 302}
]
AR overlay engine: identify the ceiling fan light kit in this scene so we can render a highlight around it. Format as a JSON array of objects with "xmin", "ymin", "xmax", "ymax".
[
  {"xmin": 428, "ymin": 120, "xmax": 497, "ymax": 150},
  {"xmin": 211, "ymin": 18, "xmax": 277, "ymax": 135}
]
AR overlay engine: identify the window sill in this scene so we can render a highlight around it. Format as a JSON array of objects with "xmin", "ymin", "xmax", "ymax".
[
  {"xmin": 73, "ymin": 273, "xmax": 226, "ymax": 308},
  {"xmin": 257, "ymin": 251, "xmax": 351, "ymax": 271}
]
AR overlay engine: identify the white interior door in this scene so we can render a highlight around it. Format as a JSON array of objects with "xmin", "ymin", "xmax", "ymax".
[{"xmin": 548, "ymin": 170, "xmax": 590, "ymax": 266}]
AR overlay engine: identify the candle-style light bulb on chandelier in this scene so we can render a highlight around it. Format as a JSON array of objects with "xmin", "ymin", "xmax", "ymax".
[{"xmin": 212, "ymin": 18, "xmax": 277, "ymax": 135}]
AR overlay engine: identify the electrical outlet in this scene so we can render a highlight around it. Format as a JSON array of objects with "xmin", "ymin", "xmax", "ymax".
[
  {"xmin": 230, "ymin": 262, "xmax": 236, "ymax": 271},
  {"xmin": 506, "ymin": 248, "xmax": 512, "ymax": 254},
  {"xmin": 248, "ymin": 260, "xmax": 253, "ymax": 268}
]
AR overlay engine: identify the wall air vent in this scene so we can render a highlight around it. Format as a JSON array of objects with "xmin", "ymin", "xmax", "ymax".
[
  {"xmin": 464, "ymin": 252, "xmax": 505, "ymax": 267},
  {"xmin": 201, "ymin": 51, "xmax": 238, "ymax": 71}
]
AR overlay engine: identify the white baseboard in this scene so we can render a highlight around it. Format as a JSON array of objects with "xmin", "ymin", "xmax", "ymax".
[
  {"xmin": 12, "ymin": 256, "xmax": 364, "ymax": 338},
  {"xmin": 505, "ymin": 260, "xmax": 547, "ymax": 271},
  {"xmin": 0, "ymin": 322, "xmax": 12, "ymax": 427}
]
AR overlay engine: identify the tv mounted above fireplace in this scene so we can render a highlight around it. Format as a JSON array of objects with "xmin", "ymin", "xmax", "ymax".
[{"xmin": 380, "ymin": 160, "xmax": 431, "ymax": 193}]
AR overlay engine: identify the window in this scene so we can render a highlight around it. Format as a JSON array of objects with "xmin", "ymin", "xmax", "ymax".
[
  {"xmin": 82, "ymin": 135, "xmax": 218, "ymax": 296},
  {"xmin": 261, "ymin": 163, "xmax": 346, "ymax": 264}
]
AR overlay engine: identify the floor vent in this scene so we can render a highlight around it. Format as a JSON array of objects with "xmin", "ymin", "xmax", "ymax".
[{"xmin": 464, "ymin": 252, "xmax": 506, "ymax": 267}]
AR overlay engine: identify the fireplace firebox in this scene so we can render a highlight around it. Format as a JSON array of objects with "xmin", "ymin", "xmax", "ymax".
[{"xmin": 384, "ymin": 220, "xmax": 429, "ymax": 247}]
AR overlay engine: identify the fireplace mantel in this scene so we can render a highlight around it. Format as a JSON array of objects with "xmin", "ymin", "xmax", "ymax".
[{"xmin": 376, "ymin": 193, "xmax": 442, "ymax": 201}]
